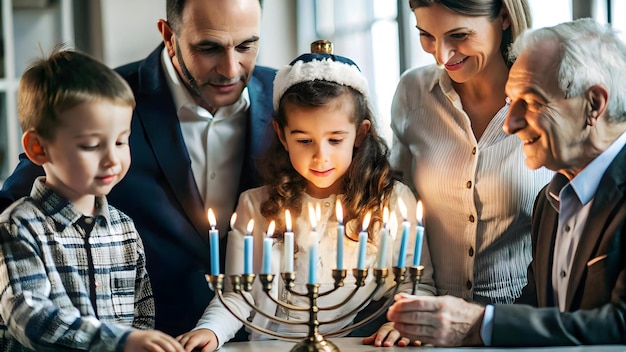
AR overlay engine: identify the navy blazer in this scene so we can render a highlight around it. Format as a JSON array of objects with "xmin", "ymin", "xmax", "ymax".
[
  {"xmin": 0, "ymin": 44, "xmax": 277, "ymax": 336},
  {"xmin": 491, "ymin": 145, "xmax": 626, "ymax": 346}
]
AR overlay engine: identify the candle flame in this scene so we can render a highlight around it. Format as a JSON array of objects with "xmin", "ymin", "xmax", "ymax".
[
  {"xmin": 267, "ymin": 220, "xmax": 276, "ymax": 238},
  {"xmin": 335, "ymin": 199, "xmax": 343, "ymax": 224},
  {"xmin": 416, "ymin": 201, "xmax": 424, "ymax": 225},
  {"xmin": 383, "ymin": 206, "xmax": 389, "ymax": 227},
  {"xmin": 362, "ymin": 212, "xmax": 371, "ymax": 232},
  {"xmin": 285, "ymin": 210, "xmax": 292, "ymax": 232},
  {"xmin": 246, "ymin": 219, "xmax": 255, "ymax": 235},
  {"xmin": 308, "ymin": 203, "xmax": 317, "ymax": 231},
  {"xmin": 397, "ymin": 198, "xmax": 407, "ymax": 220},
  {"xmin": 316, "ymin": 203, "xmax": 321, "ymax": 223},
  {"xmin": 207, "ymin": 208, "xmax": 217, "ymax": 229},
  {"xmin": 230, "ymin": 213, "xmax": 237, "ymax": 228}
]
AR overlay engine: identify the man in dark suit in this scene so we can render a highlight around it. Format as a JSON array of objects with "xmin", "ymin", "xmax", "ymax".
[
  {"xmin": 0, "ymin": 0, "xmax": 275, "ymax": 337},
  {"xmin": 384, "ymin": 18, "xmax": 626, "ymax": 346}
]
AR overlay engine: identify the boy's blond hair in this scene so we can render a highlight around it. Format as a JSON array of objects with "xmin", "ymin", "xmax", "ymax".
[{"xmin": 18, "ymin": 48, "xmax": 135, "ymax": 140}]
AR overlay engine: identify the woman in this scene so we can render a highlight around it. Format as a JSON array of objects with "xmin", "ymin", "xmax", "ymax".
[{"xmin": 390, "ymin": 0, "xmax": 553, "ymax": 304}]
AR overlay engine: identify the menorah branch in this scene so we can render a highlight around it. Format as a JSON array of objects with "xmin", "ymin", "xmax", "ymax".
[{"xmin": 409, "ymin": 265, "xmax": 424, "ymax": 295}]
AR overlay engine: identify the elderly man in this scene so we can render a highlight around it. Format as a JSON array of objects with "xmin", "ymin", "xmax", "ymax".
[
  {"xmin": 0, "ymin": 0, "xmax": 275, "ymax": 336},
  {"xmin": 386, "ymin": 18, "xmax": 626, "ymax": 346}
]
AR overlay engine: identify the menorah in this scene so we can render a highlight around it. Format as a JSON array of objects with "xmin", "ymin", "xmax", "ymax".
[{"xmin": 206, "ymin": 264, "xmax": 425, "ymax": 352}]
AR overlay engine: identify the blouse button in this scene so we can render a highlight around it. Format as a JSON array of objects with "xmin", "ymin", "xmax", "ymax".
[
  {"xmin": 565, "ymin": 225, "xmax": 571, "ymax": 232},
  {"xmin": 469, "ymin": 215, "xmax": 475, "ymax": 223},
  {"xmin": 466, "ymin": 280, "xmax": 473, "ymax": 290},
  {"xmin": 560, "ymin": 270, "xmax": 567, "ymax": 278},
  {"xmin": 210, "ymin": 172, "xmax": 216, "ymax": 180},
  {"xmin": 466, "ymin": 181, "xmax": 472, "ymax": 189},
  {"xmin": 324, "ymin": 202, "xmax": 331, "ymax": 207},
  {"xmin": 472, "ymin": 147, "xmax": 477, "ymax": 155},
  {"xmin": 469, "ymin": 247, "xmax": 474, "ymax": 257}
]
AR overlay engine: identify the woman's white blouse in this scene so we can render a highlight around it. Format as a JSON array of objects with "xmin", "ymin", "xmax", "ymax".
[{"xmin": 390, "ymin": 64, "xmax": 554, "ymax": 303}]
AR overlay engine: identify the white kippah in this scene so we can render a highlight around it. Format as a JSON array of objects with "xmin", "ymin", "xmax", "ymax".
[{"xmin": 272, "ymin": 54, "xmax": 369, "ymax": 110}]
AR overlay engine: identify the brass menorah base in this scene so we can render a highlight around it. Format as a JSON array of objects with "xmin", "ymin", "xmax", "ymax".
[
  {"xmin": 291, "ymin": 332, "xmax": 339, "ymax": 352},
  {"xmin": 207, "ymin": 265, "xmax": 424, "ymax": 352}
]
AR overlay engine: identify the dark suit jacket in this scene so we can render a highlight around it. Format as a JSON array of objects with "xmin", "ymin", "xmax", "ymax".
[
  {"xmin": 491, "ymin": 145, "xmax": 626, "ymax": 346},
  {"xmin": 0, "ymin": 44, "xmax": 276, "ymax": 336}
]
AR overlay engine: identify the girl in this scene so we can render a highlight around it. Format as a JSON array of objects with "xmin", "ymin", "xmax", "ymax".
[{"xmin": 178, "ymin": 48, "xmax": 435, "ymax": 350}]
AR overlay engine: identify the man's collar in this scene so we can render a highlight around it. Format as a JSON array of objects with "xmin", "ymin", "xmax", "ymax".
[
  {"xmin": 546, "ymin": 130, "xmax": 626, "ymax": 210},
  {"xmin": 161, "ymin": 47, "xmax": 197, "ymax": 112}
]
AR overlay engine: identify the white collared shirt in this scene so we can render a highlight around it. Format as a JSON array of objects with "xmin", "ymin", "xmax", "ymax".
[{"xmin": 161, "ymin": 48, "xmax": 249, "ymax": 234}]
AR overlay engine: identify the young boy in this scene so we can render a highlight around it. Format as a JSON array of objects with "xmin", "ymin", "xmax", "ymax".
[{"xmin": 0, "ymin": 50, "xmax": 184, "ymax": 352}]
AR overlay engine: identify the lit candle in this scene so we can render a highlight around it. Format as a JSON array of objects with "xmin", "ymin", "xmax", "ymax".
[
  {"xmin": 377, "ymin": 207, "xmax": 390, "ymax": 269},
  {"xmin": 308, "ymin": 203, "xmax": 318, "ymax": 284},
  {"xmin": 413, "ymin": 201, "xmax": 425, "ymax": 267},
  {"xmin": 357, "ymin": 212, "xmax": 371, "ymax": 270},
  {"xmin": 208, "ymin": 209, "xmax": 220, "ymax": 275},
  {"xmin": 335, "ymin": 199, "xmax": 344, "ymax": 270},
  {"xmin": 284, "ymin": 210, "xmax": 294, "ymax": 273},
  {"xmin": 230, "ymin": 213, "xmax": 237, "ymax": 229},
  {"xmin": 262, "ymin": 220, "xmax": 275, "ymax": 274},
  {"xmin": 243, "ymin": 219, "xmax": 254, "ymax": 275},
  {"xmin": 397, "ymin": 198, "xmax": 410, "ymax": 268},
  {"xmin": 316, "ymin": 203, "xmax": 321, "ymax": 224}
]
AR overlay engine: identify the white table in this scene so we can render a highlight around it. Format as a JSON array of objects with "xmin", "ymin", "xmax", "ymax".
[{"xmin": 219, "ymin": 337, "xmax": 626, "ymax": 351}]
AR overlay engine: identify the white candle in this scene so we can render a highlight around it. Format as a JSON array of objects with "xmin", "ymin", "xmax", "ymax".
[
  {"xmin": 413, "ymin": 201, "xmax": 425, "ymax": 267},
  {"xmin": 397, "ymin": 198, "xmax": 409, "ymax": 268},
  {"xmin": 262, "ymin": 220, "xmax": 275, "ymax": 274},
  {"xmin": 243, "ymin": 219, "xmax": 254, "ymax": 275},
  {"xmin": 377, "ymin": 207, "xmax": 389, "ymax": 269},
  {"xmin": 357, "ymin": 212, "xmax": 371, "ymax": 270},
  {"xmin": 208, "ymin": 209, "xmax": 220, "ymax": 275},
  {"xmin": 308, "ymin": 203, "xmax": 318, "ymax": 284},
  {"xmin": 284, "ymin": 210, "xmax": 294, "ymax": 273},
  {"xmin": 335, "ymin": 199, "xmax": 344, "ymax": 270}
]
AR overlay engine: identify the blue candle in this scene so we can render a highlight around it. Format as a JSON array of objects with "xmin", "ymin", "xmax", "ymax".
[
  {"xmin": 413, "ymin": 201, "xmax": 425, "ymax": 267},
  {"xmin": 262, "ymin": 221, "xmax": 275, "ymax": 274},
  {"xmin": 308, "ymin": 204, "xmax": 318, "ymax": 284},
  {"xmin": 335, "ymin": 199, "xmax": 344, "ymax": 270},
  {"xmin": 207, "ymin": 209, "xmax": 220, "ymax": 275},
  {"xmin": 357, "ymin": 212, "xmax": 371, "ymax": 270},
  {"xmin": 284, "ymin": 210, "xmax": 294, "ymax": 273},
  {"xmin": 243, "ymin": 219, "xmax": 254, "ymax": 274},
  {"xmin": 377, "ymin": 207, "xmax": 389, "ymax": 269},
  {"xmin": 397, "ymin": 199, "xmax": 409, "ymax": 268},
  {"xmin": 309, "ymin": 232, "xmax": 318, "ymax": 284}
]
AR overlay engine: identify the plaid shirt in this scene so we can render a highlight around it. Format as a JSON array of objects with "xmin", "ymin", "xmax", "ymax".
[{"xmin": 0, "ymin": 178, "xmax": 154, "ymax": 352}]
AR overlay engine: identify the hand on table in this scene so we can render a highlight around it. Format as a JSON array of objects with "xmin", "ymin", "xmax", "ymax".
[
  {"xmin": 386, "ymin": 293, "xmax": 485, "ymax": 347},
  {"xmin": 124, "ymin": 330, "xmax": 185, "ymax": 352},
  {"xmin": 362, "ymin": 321, "xmax": 421, "ymax": 347},
  {"xmin": 176, "ymin": 328, "xmax": 219, "ymax": 352}
]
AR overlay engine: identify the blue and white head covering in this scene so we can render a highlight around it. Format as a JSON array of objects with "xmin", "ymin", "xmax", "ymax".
[{"xmin": 272, "ymin": 40, "xmax": 369, "ymax": 110}]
